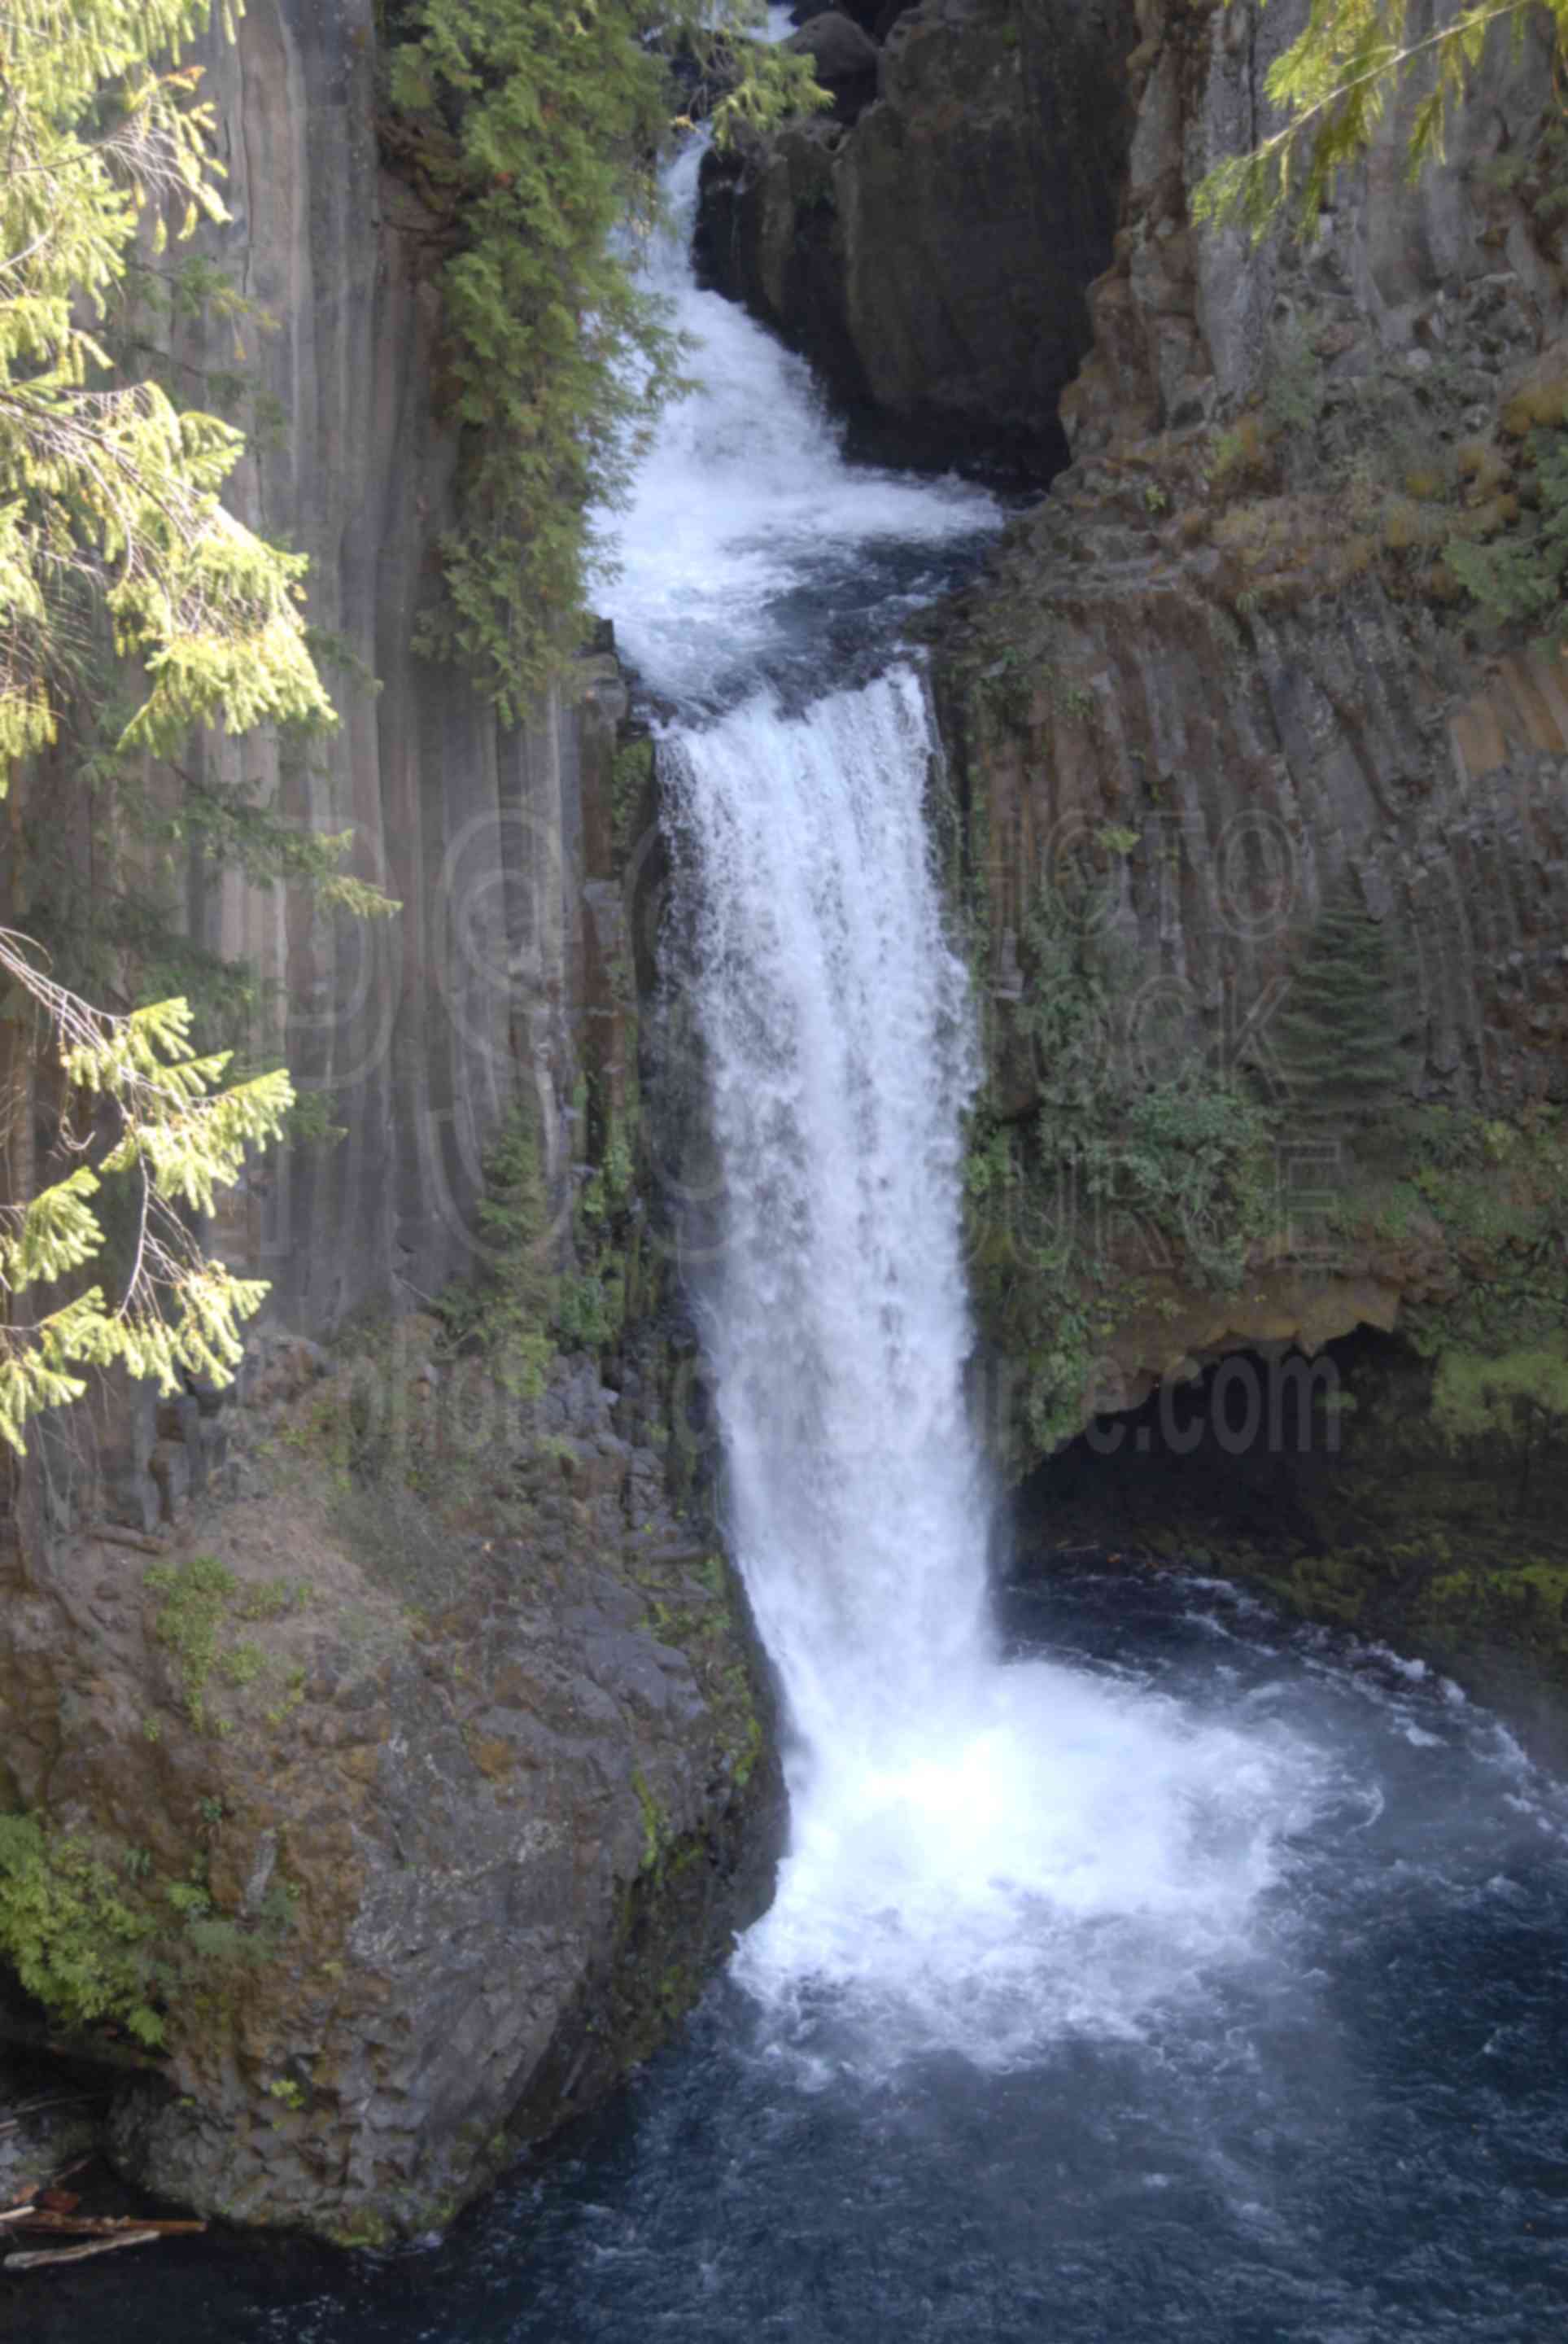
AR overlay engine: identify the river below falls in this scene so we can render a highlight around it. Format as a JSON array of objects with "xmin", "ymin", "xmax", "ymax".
[{"xmin": 13, "ymin": 1567, "xmax": 1568, "ymax": 2342}]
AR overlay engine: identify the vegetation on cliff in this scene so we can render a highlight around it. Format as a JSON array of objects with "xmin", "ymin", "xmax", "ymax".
[
  {"xmin": 0, "ymin": 1802, "xmax": 296, "ymax": 2049},
  {"xmin": 963, "ymin": 861, "xmax": 1278, "ymax": 1458},
  {"xmin": 1272, "ymin": 881, "xmax": 1406, "ymax": 1125},
  {"xmin": 382, "ymin": 0, "xmax": 825, "ymax": 719}
]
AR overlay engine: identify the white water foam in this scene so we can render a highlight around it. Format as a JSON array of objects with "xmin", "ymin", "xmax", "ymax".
[{"xmin": 600, "ymin": 142, "xmax": 995, "ymax": 706}]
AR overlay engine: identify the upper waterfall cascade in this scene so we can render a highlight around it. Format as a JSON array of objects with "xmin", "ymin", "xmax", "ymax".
[
  {"xmin": 601, "ymin": 138, "xmax": 1321, "ymax": 2062},
  {"xmin": 602, "ymin": 139, "xmax": 996, "ymax": 712}
]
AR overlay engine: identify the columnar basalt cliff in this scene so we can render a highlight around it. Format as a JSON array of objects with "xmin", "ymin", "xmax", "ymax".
[
  {"xmin": 921, "ymin": 0, "xmax": 1568, "ymax": 1722},
  {"xmin": 142, "ymin": 1, "xmax": 598, "ymax": 1336},
  {"xmin": 0, "ymin": 0, "xmax": 783, "ymax": 2243},
  {"xmin": 931, "ymin": 0, "xmax": 1567, "ymax": 1408}
]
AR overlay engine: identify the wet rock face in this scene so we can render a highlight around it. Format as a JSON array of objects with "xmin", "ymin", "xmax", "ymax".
[
  {"xmin": 2, "ymin": 1339, "xmax": 784, "ymax": 2245},
  {"xmin": 699, "ymin": 0, "xmax": 1138, "ymax": 479}
]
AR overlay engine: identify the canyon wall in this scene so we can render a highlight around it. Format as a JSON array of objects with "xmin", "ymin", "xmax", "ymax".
[
  {"xmin": 0, "ymin": 0, "xmax": 781, "ymax": 2243},
  {"xmin": 929, "ymin": 0, "xmax": 1568, "ymax": 1428}
]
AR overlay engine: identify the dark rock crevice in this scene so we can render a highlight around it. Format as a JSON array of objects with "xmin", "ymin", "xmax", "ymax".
[{"xmin": 698, "ymin": 0, "xmax": 1138, "ymax": 485}]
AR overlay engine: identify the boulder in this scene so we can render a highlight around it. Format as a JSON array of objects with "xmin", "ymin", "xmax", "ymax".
[
  {"xmin": 1, "ymin": 1342, "xmax": 784, "ymax": 2246},
  {"xmin": 791, "ymin": 0, "xmax": 883, "ymax": 31},
  {"xmin": 785, "ymin": 11, "xmax": 880, "ymax": 122}
]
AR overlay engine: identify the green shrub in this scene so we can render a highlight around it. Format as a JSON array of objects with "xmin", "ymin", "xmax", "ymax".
[
  {"xmin": 145, "ymin": 1554, "xmax": 238, "ymax": 1727},
  {"xmin": 144, "ymin": 1556, "xmax": 303, "ymax": 1729},
  {"xmin": 965, "ymin": 875, "xmax": 1278, "ymax": 1468},
  {"xmin": 436, "ymin": 1107, "xmax": 554, "ymax": 1398},
  {"xmin": 1010, "ymin": 877, "xmax": 1275, "ymax": 1286},
  {"xmin": 0, "ymin": 1816, "xmax": 162, "ymax": 2044},
  {"xmin": 1446, "ymin": 426, "xmax": 1568, "ymax": 630}
]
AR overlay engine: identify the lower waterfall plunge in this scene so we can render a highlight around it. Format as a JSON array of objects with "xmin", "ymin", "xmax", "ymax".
[{"xmin": 658, "ymin": 672, "xmax": 1316, "ymax": 2066}]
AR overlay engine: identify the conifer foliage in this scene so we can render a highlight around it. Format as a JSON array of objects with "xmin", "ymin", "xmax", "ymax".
[
  {"xmin": 1273, "ymin": 878, "xmax": 1405, "ymax": 1123},
  {"xmin": 0, "ymin": 933, "xmax": 290, "ymax": 1453},
  {"xmin": 0, "ymin": 3, "xmax": 338, "ymax": 1458},
  {"xmin": 1197, "ymin": 0, "xmax": 1561, "ymax": 233},
  {"xmin": 0, "ymin": 0, "xmax": 334, "ymax": 765}
]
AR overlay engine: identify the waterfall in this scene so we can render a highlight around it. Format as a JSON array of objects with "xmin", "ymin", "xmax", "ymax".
[
  {"xmin": 659, "ymin": 670, "xmax": 993, "ymax": 1759},
  {"xmin": 603, "ymin": 136, "xmax": 1312, "ymax": 2070},
  {"xmin": 659, "ymin": 678, "xmax": 1303, "ymax": 2066},
  {"xmin": 605, "ymin": 141, "xmax": 995, "ymax": 714}
]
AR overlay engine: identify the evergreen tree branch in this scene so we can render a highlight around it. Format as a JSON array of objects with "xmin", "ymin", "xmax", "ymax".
[
  {"xmin": 1196, "ymin": 0, "xmax": 1554, "ymax": 234},
  {"xmin": 0, "ymin": 923, "xmax": 287, "ymax": 1452}
]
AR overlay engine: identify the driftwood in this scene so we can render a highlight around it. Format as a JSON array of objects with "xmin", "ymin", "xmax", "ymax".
[
  {"xmin": 8, "ymin": 2213, "xmax": 207, "ymax": 2237},
  {"xmin": 0, "ymin": 2148, "xmax": 207, "ymax": 2272},
  {"xmin": 6, "ymin": 2231, "xmax": 162, "ymax": 2271}
]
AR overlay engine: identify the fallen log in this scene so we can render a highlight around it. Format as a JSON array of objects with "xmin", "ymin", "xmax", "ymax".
[
  {"xmin": 5, "ymin": 2231, "xmax": 161, "ymax": 2271},
  {"xmin": 11, "ymin": 2213, "xmax": 207, "ymax": 2237}
]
